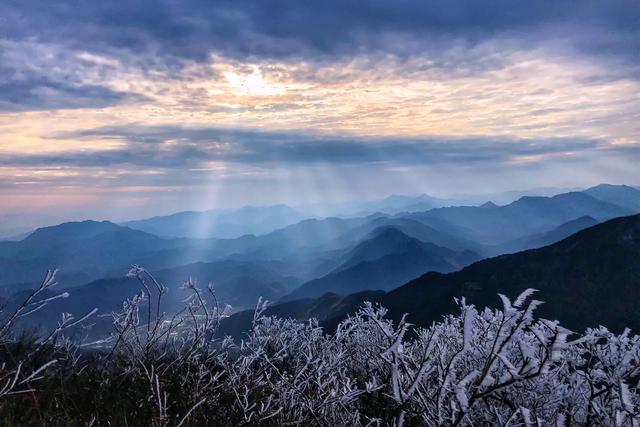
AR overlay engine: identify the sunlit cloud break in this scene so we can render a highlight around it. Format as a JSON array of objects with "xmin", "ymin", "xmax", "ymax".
[{"xmin": 0, "ymin": 0, "xmax": 639, "ymax": 217}]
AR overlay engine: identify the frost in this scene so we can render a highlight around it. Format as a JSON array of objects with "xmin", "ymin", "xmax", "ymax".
[
  {"xmin": 0, "ymin": 268, "xmax": 639, "ymax": 425},
  {"xmin": 513, "ymin": 288, "xmax": 538, "ymax": 308}
]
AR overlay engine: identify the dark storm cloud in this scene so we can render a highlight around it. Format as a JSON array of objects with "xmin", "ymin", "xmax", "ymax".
[
  {"xmin": 1, "ymin": 0, "xmax": 638, "ymax": 64},
  {"xmin": 1, "ymin": 125, "xmax": 626, "ymax": 169}
]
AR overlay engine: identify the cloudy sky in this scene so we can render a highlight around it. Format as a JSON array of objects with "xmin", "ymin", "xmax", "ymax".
[{"xmin": 1, "ymin": 0, "xmax": 639, "ymax": 221}]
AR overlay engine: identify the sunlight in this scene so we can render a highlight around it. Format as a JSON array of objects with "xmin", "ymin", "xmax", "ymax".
[
  {"xmin": 2, "ymin": 1, "xmax": 640, "ymax": 424},
  {"xmin": 224, "ymin": 68, "xmax": 287, "ymax": 97}
]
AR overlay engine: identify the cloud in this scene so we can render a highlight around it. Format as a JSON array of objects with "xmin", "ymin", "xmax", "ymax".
[
  {"xmin": 1, "ymin": 1, "xmax": 638, "ymax": 218},
  {"xmin": 1, "ymin": 1, "xmax": 638, "ymax": 67},
  {"xmin": 0, "ymin": 40, "xmax": 151, "ymax": 112},
  {"xmin": 0, "ymin": 124, "xmax": 621, "ymax": 169},
  {"xmin": 1, "ymin": 1, "xmax": 637, "ymax": 115},
  {"xmin": 0, "ymin": 79, "xmax": 149, "ymax": 113}
]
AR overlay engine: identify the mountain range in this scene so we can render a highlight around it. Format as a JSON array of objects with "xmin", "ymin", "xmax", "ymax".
[
  {"xmin": 583, "ymin": 184, "xmax": 640, "ymax": 212},
  {"xmin": 377, "ymin": 213, "xmax": 640, "ymax": 333},
  {"xmin": 123, "ymin": 204, "xmax": 304, "ymax": 239},
  {"xmin": 492, "ymin": 215, "xmax": 600, "ymax": 255},
  {"xmin": 404, "ymin": 191, "xmax": 633, "ymax": 244},
  {"xmin": 222, "ymin": 213, "xmax": 640, "ymax": 336},
  {"xmin": 2, "ymin": 184, "xmax": 640, "ymax": 339},
  {"xmin": 339, "ymin": 194, "xmax": 459, "ymax": 216},
  {"xmin": 0, "ymin": 221, "xmax": 182, "ymax": 290},
  {"xmin": 2, "ymin": 185, "xmax": 638, "ymax": 292},
  {"xmin": 281, "ymin": 227, "xmax": 480, "ymax": 301}
]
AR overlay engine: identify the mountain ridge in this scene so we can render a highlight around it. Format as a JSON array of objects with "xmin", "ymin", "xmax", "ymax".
[
  {"xmin": 223, "ymin": 214, "xmax": 640, "ymax": 336},
  {"xmin": 402, "ymin": 191, "xmax": 630, "ymax": 244},
  {"xmin": 281, "ymin": 227, "xmax": 480, "ymax": 302}
]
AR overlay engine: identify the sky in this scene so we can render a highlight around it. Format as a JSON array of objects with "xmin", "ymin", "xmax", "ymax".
[{"xmin": 1, "ymin": 0, "xmax": 639, "ymax": 222}]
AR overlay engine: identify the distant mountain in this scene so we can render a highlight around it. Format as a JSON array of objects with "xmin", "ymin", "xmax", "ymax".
[
  {"xmin": 348, "ymin": 194, "xmax": 458, "ymax": 216},
  {"xmin": 0, "ymin": 231, "xmax": 33, "ymax": 242},
  {"xmin": 282, "ymin": 228, "xmax": 480, "ymax": 301},
  {"xmin": 494, "ymin": 216, "xmax": 599, "ymax": 255},
  {"xmin": 0, "ymin": 221, "xmax": 184, "ymax": 290},
  {"xmin": 377, "ymin": 214, "xmax": 640, "ymax": 333},
  {"xmin": 123, "ymin": 204, "xmax": 304, "ymax": 239},
  {"xmin": 332, "ymin": 216, "xmax": 482, "ymax": 253},
  {"xmin": 334, "ymin": 227, "xmax": 476, "ymax": 272},
  {"xmin": 124, "ymin": 216, "xmax": 374, "ymax": 279},
  {"xmin": 4, "ymin": 185, "xmax": 635, "ymax": 320},
  {"xmin": 583, "ymin": 184, "xmax": 640, "ymax": 213},
  {"xmin": 226, "ymin": 214, "xmax": 468, "ymax": 279},
  {"xmin": 479, "ymin": 201, "xmax": 499, "ymax": 209},
  {"xmin": 403, "ymin": 191, "xmax": 630, "ymax": 244},
  {"xmin": 224, "ymin": 214, "xmax": 640, "ymax": 335},
  {"xmin": 448, "ymin": 187, "xmax": 581, "ymax": 205},
  {"xmin": 0, "ymin": 214, "xmax": 380, "ymax": 292},
  {"xmin": 238, "ymin": 216, "xmax": 378, "ymax": 263}
]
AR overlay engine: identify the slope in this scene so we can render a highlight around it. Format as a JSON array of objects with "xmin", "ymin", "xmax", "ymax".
[{"xmin": 282, "ymin": 227, "xmax": 480, "ymax": 301}]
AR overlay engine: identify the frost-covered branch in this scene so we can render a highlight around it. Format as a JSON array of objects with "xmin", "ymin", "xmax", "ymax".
[{"xmin": 1, "ymin": 269, "xmax": 639, "ymax": 425}]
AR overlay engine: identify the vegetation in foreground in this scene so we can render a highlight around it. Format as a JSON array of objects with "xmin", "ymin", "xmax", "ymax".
[{"xmin": 0, "ymin": 268, "xmax": 639, "ymax": 426}]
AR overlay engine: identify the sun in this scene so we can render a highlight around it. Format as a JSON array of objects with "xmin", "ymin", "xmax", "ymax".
[{"xmin": 224, "ymin": 68, "xmax": 286, "ymax": 97}]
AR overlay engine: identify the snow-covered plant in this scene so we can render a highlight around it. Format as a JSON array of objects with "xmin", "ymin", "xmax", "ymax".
[
  {"xmin": 210, "ymin": 289, "xmax": 639, "ymax": 426},
  {"xmin": 1, "ymin": 269, "xmax": 639, "ymax": 426},
  {"xmin": 0, "ymin": 270, "xmax": 96, "ymax": 399}
]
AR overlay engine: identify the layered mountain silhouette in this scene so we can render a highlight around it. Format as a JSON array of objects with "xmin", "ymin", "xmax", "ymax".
[
  {"xmin": 2, "ymin": 187, "xmax": 634, "ymax": 293},
  {"xmin": 347, "ymin": 194, "xmax": 457, "ymax": 216},
  {"xmin": 223, "ymin": 214, "xmax": 640, "ymax": 335},
  {"xmin": 4, "ymin": 185, "xmax": 640, "ymax": 340},
  {"xmin": 123, "ymin": 204, "xmax": 304, "ymax": 239},
  {"xmin": 583, "ymin": 184, "xmax": 640, "ymax": 213},
  {"xmin": 403, "ymin": 191, "xmax": 630, "ymax": 244},
  {"xmin": 377, "ymin": 213, "xmax": 640, "ymax": 332},
  {"xmin": 0, "ymin": 216, "xmax": 371, "ymax": 291},
  {"xmin": 122, "ymin": 192, "xmax": 466, "ymax": 241},
  {"xmin": 333, "ymin": 227, "xmax": 478, "ymax": 273},
  {"xmin": 281, "ymin": 227, "xmax": 480, "ymax": 301},
  {"xmin": 0, "ymin": 221, "xmax": 183, "ymax": 290},
  {"xmin": 493, "ymin": 216, "xmax": 599, "ymax": 254},
  {"xmin": 332, "ymin": 216, "xmax": 481, "ymax": 253}
]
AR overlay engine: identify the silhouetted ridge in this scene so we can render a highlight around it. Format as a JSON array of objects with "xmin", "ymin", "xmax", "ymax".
[
  {"xmin": 23, "ymin": 220, "xmax": 122, "ymax": 243},
  {"xmin": 379, "ymin": 214, "xmax": 640, "ymax": 332},
  {"xmin": 583, "ymin": 184, "xmax": 640, "ymax": 212},
  {"xmin": 227, "ymin": 214, "xmax": 640, "ymax": 336},
  {"xmin": 479, "ymin": 201, "xmax": 498, "ymax": 208},
  {"xmin": 282, "ymin": 227, "xmax": 480, "ymax": 301},
  {"xmin": 494, "ymin": 215, "xmax": 599, "ymax": 254},
  {"xmin": 404, "ymin": 191, "xmax": 630, "ymax": 244}
]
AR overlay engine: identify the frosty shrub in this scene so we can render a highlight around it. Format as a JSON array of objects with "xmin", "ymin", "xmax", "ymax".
[{"xmin": 0, "ymin": 267, "xmax": 639, "ymax": 426}]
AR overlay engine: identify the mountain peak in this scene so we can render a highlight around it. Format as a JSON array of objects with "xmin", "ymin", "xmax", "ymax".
[
  {"xmin": 480, "ymin": 201, "xmax": 498, "ymax": 209},
  {"xmin": 562, "ymin": 215, "xmax": 598, "ymax": 226},
  {"xmin": 584, "ymin": 184, "xmax": 640, "ymax": 212},
  {"xmin": 369, "ymin": 226, "xmax": 414, "ymax": 242},
  {"xmin": 512, "ymin": 195, "xmax": 547, "ymax": 204},
  {"xmin": 25, "ymin": 220, "xmax": 121, "ymax": 243},
  {"xmin": 587, "ymin": 183, "xmax": 634, "ymax": 191}
]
